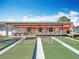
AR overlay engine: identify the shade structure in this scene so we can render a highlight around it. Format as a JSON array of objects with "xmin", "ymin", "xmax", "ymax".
[
  {"xmin": 14, "ymin": 26, "xmax": 31, "ymax": 28},
  {"xmin": 12, "ymin": 25, "xmax": 70, "ymax": 28}
]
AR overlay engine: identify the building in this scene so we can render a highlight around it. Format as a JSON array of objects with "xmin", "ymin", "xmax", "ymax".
[{"xmin": 0, "ymin": 22, "xmax": 73, "ymax": 36}]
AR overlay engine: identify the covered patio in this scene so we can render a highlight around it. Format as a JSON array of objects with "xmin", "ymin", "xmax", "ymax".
[{"xmin": 6, "ymin": 22, "xmax": 72, "ymax": 36}]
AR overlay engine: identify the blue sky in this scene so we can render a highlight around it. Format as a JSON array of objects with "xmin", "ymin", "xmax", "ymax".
[
  {"xmin": 0, "ymin": 0, "xmax": 79, "ymax": 25},
  {"xmin": 0, "ymin": 0, "xmax": 79, "ymax": 16}
]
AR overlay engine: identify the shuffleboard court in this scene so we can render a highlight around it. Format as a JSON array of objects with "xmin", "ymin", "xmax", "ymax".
[
  {"xmin": 55, "ymin": 36, "xmax": 79, "ymax": 50},
  {"xmin": 41, "ymin": 36, "xmax": 79, "ymax": 59},
  {"xmin": 0, "ymin": 39, "xmax": 36, "ymax": 59},
  {"xmin": 0, "ymin": 39, "xmax": 19, "ymax": 50}
]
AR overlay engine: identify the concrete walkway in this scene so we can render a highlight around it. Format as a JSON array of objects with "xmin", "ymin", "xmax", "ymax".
[
  {"xmin": 51, "ymin": 37, "xmax": 79, "ymax": 55},
  {"xmin": 36, "ymin": 37, "xmax": 45, "ymax": 59}
]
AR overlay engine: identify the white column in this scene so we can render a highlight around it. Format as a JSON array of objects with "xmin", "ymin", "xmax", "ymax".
[{"xmin": 6, "ymin": 23, "xmax": 9, "ymax": 36}]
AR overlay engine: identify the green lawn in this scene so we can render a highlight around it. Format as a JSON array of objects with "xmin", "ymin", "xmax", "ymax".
[
  {"xmin": 41, "ymin": 36, "xmax": 79, "ymax": 59},
  {"xmin": 0, "ymin": 39, "xmax": 36, "ymax": 59},
  {"xmin": 55, "ymin": 36, "xmax": 79, "ymax": 50}
]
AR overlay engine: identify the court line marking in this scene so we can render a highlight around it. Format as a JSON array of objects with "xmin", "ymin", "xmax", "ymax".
[
  {"xmin": 36, "ymin": 37, "xmax": 45, "ymax": 59},
  {"xmin": 65, "ymin": 37, "xmax": 79, "ymax": 42},
  {"xmin": 0, "ymin": 37, "xmax": 25, "ymax": 55},
  {"xmin": 51, "ymin": 37, "xmax": 79, "ymax": 55}
]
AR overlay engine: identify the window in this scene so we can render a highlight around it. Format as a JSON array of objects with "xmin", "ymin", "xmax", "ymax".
[
  {"xmin": 49, "ymin": 28, "xmax": 53, "ymax": 32},
  {"xmin": 27, "ymin": 27, "xmax": 31, "ymax": 32},
  {"xmin": 39, "ymin": 27, "xmax": 42, "ymax": 32}
]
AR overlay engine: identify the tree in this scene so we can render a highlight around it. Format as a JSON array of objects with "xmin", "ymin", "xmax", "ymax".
[
  {"xmin": 58, "ymin": 16, "xmax": 70, "ymax": 22},
  {"xmin": 76, "ymin": 26, "xmax": 79, "ymax": 29},
  {"xmin": 75, "ymin": 26, "xmax": 79, "ymax": 33}
]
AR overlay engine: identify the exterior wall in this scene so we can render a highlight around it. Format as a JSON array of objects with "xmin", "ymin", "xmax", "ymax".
[
  {"xmin": 0, "ymin": 22, "xmax": 73, "ymax": 36},
  {"xmin": 12, "ymin": 27, "xmax": 70, "ymax": 36}
]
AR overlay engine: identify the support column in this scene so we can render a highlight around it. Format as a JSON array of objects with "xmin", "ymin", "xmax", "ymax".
[
  {"xmin": 32, "ymin": 28, "xmax": 35, "ymax": 35},
  {"xmin": 11, "ymin": 27, "xmax": 14, "ymax": 36},
  {"xmin": 0, "ymin": 27, "xmax": 2, "ymax": 36},
  {"xmin": 62, "ymin": 25, "xmax": 63, "ymax": 35},
  {"xmin": 46, "ymin": 27, "xmax": 47, "ymax": 35},
  {"xmin": 52, "ymin": 27, "xmax": 53, "ymax": 35},
  {"xmin": 6, "ymin": 23, "xmax": 8, "ymax": 37},
  {"xmin": 11, "ymin": 25, "xmax": 13, "ymax": 36},
  {"xmin": 59, "ymin": 28, "xmax": 60, "ymax": 35},
  {"xmin": 54, "ymin": 28, "xmax": 55, "ymax": 35}
]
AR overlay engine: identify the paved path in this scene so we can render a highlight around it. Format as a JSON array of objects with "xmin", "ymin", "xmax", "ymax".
[
  {"xmin": 51, "ymin": 37, "xmax": 79, "ymax": 55},
  {"xmin": 36, "ymin": 37, "xmax": 45, "ymax": 59}
]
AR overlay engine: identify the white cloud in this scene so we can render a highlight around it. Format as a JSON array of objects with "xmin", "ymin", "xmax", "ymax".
[
  {"xmin": 68, "ymin": 11, "xmax": 79, "ymax": 26},
  {"xmin": 22, "ymin": 11, "xmax": 79, "ymax": 26},
  {"xmin": 69, "ymin": 11, "xmax": 79, "ymax": 16},
  {"xmin": 7, "ymin": 18, "xmax": 16, "ymax": 22},
  {"xmin": 0, "ymin": 18, "xmax": 16, "ymax": 22},
  {"xmin": 62, "ymin": 8, "xmax": 69, "ymax": 11},
  {"xmin": 22, "ymin": 15, "xmax": 58, "ymax": 22},
  {"xmin": 71, "ymin": 17, "xmax": 79, "ymax": 26},
  {"xmin": 0, "ymin": 10, "xmax": 79, "ymax": 26},
  {"xmin": 58, "ymin": 12, "xmax": 67, "ymax": 16}
]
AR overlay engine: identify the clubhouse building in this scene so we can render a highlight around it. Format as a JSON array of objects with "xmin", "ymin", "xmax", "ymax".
[{"xmin": 0, "ymin": 22, "xmax": 73, "ymax": 36}]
